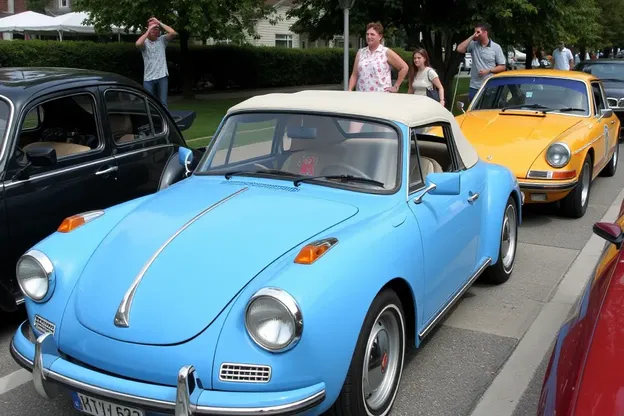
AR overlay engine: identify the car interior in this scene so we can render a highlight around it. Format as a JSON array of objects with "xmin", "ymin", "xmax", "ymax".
[
  {"xmin": 18, "ymin": 94, "xmax": 101, "ymax": 159},
  {"xmin": 409, "ymin": 127, "xmax": 456, "ymax": 187},
  {"xmin": 104, "ymin": 91, "xmax": 164, "ymax": 144}
]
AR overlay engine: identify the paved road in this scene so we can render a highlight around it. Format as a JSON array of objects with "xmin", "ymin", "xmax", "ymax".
[{"xmin": 1, "ymin": 144, "xmax": 623, "ymax": 416}]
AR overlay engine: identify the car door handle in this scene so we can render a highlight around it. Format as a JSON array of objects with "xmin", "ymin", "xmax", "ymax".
[
  {"xmin": 95, "ymin": 166, "xmax": 118, "ymax": 176},
  {"xmin": 468, "ymin": 192, "xmax": 479, "ymax": 203}
]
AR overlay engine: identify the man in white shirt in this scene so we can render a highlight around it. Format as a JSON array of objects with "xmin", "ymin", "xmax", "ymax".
[{"xmin": 552, "ymin": 42, "xmax": 574, "ymax": 70}]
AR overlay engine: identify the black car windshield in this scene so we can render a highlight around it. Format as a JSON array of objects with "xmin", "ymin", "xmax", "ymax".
[
  {"xmin": 196, "ymin": 112, "xmax": 401, "ymax": 191},
  {"xmin": 0, "ymin": 98, "xmax": 10, "ymax": 151},
  {"xmin": 471, "ymin": 76, "xmax": 590, "ymax": 116},
  {"xmin": 577, "ymin": 62, "xmax": 624, "ymax": 81}
]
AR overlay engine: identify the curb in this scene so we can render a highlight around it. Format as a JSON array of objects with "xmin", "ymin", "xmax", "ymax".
[{"xmin": 468, "ymin": 184, "xmax": 624, "ymax": 416}]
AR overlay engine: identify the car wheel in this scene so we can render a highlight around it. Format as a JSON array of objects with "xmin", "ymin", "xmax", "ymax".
[
  {"xmin": 601, "ymin": 142, "xmax": 618, "ymax": 177},
  {"xmin": 327, "ymin": 289, "xmax": 405, "ymax": 416},
  {"xmin": 482, "ymin": 196, "xmax": 518, "ymax": 285},
  {"xmin": 561, "ymin": 154, "xmax": 592, "ymax": 218}
]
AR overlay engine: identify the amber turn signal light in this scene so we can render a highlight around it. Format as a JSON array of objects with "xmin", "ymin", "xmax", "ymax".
[
  {"xmin": 294, "ymin": 238, "xmax": 338, "ymax": 264},
  {"xmin": 57, "ymin": 210, "xmax": 105, "ymax": 233}
]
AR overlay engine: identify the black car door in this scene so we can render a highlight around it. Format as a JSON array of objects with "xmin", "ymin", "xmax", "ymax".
[
  {"xmin": 4, "ymin": 87, "xmax": 118, "ymax": 267},
  {"xmin": 99, "ymin": 86, "xmax": 181, "ymax": 205}
]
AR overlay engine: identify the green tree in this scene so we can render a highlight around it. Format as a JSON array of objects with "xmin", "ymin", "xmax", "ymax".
[
  {"xmin": 26, "ymin": 0, "xmax": 47, "ymax": 13},
  {"xmin": 73, "ymin": 0, "xmax": 276, "ymax": 97}
]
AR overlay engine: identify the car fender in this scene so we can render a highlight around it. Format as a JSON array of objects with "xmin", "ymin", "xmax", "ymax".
[
  {"xmin": 211, "ymin": 204, "xmax": 423, "ymax": 412},
  {"xmin": 481, "ymin": 164, "xmax": 522, "ymax": 264},
  {"xmin": 17, "ymin": 194, "xmax": 154, "ymax": 341}
]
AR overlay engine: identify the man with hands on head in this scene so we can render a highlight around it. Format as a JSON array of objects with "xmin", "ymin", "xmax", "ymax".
[
  {"xmin": 136, "ymin": 17, "xmax": 177, "ymax": 108},
  {"xmin": 456, "ymin": 22, "xmax": 506, "ymax": 103}
]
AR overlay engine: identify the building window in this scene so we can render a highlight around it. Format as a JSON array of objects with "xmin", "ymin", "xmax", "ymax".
[
  {"xmin": 275, "ymin": 34, "xmax": 293, "ymax": 48},
  {"xmin": 59, "ymin": 0, "xmax": 69, "ymax": 8}
]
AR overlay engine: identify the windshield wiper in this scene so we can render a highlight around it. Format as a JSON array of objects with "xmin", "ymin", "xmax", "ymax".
[
  {"xmin": 501, "ymin": 103, "xmax": 552, "ymax": 113},
  {"xmin": 554, "ymin": 107, "xmax": 586, "ymax": 113},
  {"xmin": 293, "ymin": 174, "xmax": 385, "ymax": 188},
  {"xmin": 224, "ymin": 169, "xmax": 297, "ymax": 179}
]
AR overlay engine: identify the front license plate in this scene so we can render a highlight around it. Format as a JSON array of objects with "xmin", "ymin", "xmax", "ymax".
[{"xmin": 71, "ymin": 391, "xmax": 145, "ymax": 416}]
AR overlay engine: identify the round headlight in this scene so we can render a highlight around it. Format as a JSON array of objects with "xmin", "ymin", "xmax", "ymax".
[
  {"xmin": 245, "ymin": 288, "xmax": 303, "ymax": 352},
  {"xmin": 16, "ymin": 250, "xmax": 55, "ymax": 302},
  {"xmin": 546, "ymin": 143, "xmax": 571, "ymax": 168}
]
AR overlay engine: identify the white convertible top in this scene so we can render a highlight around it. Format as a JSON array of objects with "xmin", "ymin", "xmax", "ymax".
[{"xmin": 227, "ymin": 90, "xmax": 479, "ymax": 168}]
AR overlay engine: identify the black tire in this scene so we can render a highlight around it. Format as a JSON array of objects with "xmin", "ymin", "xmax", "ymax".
[
  {"xmin": 482, "ymin": 196, "xmax": 518, "ymax": 285},
  {"xmin": 327, "ymin": 289, "xmax": 406, "ymax": 416},
  {"xmin": 601, "ymin": 142, "xmax": 618, "ymax": 177},
  {"xmin": 560, "ymin": 154, "xmax": 592, "ymax": 218}
]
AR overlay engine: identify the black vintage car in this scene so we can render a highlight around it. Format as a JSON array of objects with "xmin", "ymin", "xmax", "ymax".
[
  {"xmin": 0, "ymin": 67, "xmax": 201, "ymax": 312},
  {"xmin": 575, "ymin": 59, "xmax": 624, "ymax": 137}
]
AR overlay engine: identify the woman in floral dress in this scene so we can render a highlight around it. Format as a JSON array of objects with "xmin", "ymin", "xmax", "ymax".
[{"xmin": 348, "ymin": 22, "xmax": 408, "ymax": 93}]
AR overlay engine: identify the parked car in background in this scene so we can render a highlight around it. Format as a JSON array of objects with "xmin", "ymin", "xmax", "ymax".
[
  {"xmin": 537, "ymin": 196, "xmax": 624, "ymax": 415},
  {"xmin": 575, "ymin": 59, "xmax": 624, "ymax": 138},
  {"xmin": 454, "ymin": 69, "xmax": 619, "ymax": 218},
  {"xmin": 0, "ymin": 67, "xmax": 198, "ymax": 313},
  {"xmin": 10, "ymin": 90, "xmax": 521, "ymax": 416}
]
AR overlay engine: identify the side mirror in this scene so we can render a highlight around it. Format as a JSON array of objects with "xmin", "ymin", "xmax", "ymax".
[
  {"xmin": 456, "ymin": 101, "xmax": 465, "ymax": 113},
  {"xmin": 593, "ymin": 222, "xmax": 623, "ymax": 249},
  {"xmin": 601, "ymin": 108, "xmax": 613, "ymax": 118},
  {"xmin": 428, "ymin": 172, "xmax": 461, "ymax": 196},
  {"xmin": 26, "ymin": 146, "xmax": 56, "ymax": 167},
  {"xmin": 178, "ymin": 146, "xmax": 193, "ymax": 176}
]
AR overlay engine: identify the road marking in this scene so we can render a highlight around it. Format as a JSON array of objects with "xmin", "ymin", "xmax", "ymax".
[
  {"xmin": 469, "ymin": 185, "xmax": 624, "ymax": 416},
  {"xmin": 0, "ymin": 369, "xmax": 31, "ymax": 395}
]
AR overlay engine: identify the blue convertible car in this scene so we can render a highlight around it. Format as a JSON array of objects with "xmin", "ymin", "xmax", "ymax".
[{"xmin": 10, "ymin": 90, "xmax": 522, "ymax": 416}]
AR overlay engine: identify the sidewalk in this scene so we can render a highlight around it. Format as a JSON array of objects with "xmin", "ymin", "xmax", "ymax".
[{"xmin": 169, "ymin": 84, "xmax": 342, "ymax": 102}]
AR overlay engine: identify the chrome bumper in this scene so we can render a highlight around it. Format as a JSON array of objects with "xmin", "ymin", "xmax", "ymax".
[
  {"xmin": 10, "ymin": 329, "xmax": 325, "ymax": 416},
  {"xmin": 518, "ymin": 179, "xmax": 577, "ymax": 191}
]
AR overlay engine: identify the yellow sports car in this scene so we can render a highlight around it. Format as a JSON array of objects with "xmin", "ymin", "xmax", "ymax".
[{"xmin": 455, "ymin": 69, "xmax": 620, "ymax": 218}]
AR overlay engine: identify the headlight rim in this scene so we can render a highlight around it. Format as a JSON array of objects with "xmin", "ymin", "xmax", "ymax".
[
  {"xmin": 546, "ymin": 142, "xmax": 572, "ymax": 168},
  {"xmin": 16, "ymin": 249, "xmax": 55, "ymax": 303},
  {"xmin": 244, "ymin": 287, "xmax": 303, "ymax": 353}
]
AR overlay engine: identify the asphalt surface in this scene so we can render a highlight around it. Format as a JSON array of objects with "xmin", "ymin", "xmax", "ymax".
[{"xmin": 1, "ymin": 143, "xmax": 624, "ymax": 416}]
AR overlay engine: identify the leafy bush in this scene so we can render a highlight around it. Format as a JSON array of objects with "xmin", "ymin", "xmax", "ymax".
[{"xmin": 0, "ymin": 40, "xmax": 412, "ymax": 93}]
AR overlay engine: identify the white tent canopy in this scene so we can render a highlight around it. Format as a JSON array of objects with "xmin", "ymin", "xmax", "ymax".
[{"xmin": 0, "ymin": 11, "xmax": 138, "ymax": 38}]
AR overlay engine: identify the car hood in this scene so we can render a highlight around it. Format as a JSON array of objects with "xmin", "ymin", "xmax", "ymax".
[
  {"xmin": 459, "ymin": 111, "xmax": 583, "ymax": 178},
  {"xmin": 72, "ymin": 178, "xmax": 359, "ymax": 345}
]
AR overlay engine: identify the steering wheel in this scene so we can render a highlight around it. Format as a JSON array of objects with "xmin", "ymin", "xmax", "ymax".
[{"xmin": 320, "ymin": 164, "xmax": 373, "ymax": 179}]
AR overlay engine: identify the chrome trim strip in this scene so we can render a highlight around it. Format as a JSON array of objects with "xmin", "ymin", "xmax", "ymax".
[
  {"xmin": 4, "ymin": 144, "xmax": 174, "ymax": 189},
  {"xmin": 114, "ymin": 186, "xmax": 249, "ymax": 327},
  {"xmin": 10, "ymin": 335, "xmax": 326, "ymax": 415},
  {"xmin": 419, "ymin": 258, "xmax": 492, "ymax": 340},
  {"xmin": 573, "ymin": 135, "xmax": 602, "ymax": 155},
  {"xmin": 0, "ymin": 94, "xmax": 15, "ymax": 164}
]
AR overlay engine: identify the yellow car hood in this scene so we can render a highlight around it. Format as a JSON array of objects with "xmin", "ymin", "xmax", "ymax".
[{"xmin": 459, "ymin": 110, "xmax": 584, "ymax": 178}]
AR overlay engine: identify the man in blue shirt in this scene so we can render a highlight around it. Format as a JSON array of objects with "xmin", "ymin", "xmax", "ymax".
[
  {"xmin": 136, "ymin": 17, "xmax": 177, "ymax": 109},
  {"xmin": 456, "ymin": 23, "xmax": 507, "ymax": 103}
]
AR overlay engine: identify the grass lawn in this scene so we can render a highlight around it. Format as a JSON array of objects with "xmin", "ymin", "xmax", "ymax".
[{"xmin": 170, "ymin": 76, "xmax": 470, "ymax": 149}]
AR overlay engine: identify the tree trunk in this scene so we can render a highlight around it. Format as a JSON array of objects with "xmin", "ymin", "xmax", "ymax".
[
  {"xmin": 179, "ymin": 30, "xmax": 194, "ymax": 99},
  {"xmin": 525, "ymin": 41, "xmax": 533, "ymax": 69},
  {"xmin": 580, "ymin": 46, "xmax": 586, "ymax": 61}
]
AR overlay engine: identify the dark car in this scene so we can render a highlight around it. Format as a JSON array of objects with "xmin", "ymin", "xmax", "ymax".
[
  {"xmin": 0, "ymin": 67, "xmax": 200, "ymax": 313},
  {"xmin": 537, "ymin": 196, "xmax": 624, "ymax": 415},
  {"xmin": 574, "ymin": 59, "xmax": 624, "ymax": 137}
]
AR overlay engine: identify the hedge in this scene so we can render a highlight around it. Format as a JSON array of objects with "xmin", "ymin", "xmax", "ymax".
[{"xmin": 0, "ymin": 40, "xmax": 413, "ymax": 93}]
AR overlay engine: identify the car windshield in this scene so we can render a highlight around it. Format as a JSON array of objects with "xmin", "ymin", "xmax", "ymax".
[
  {"xmin": 578, "ymin": 63, "xmax": 624, "ymax": 81},
  {"xmin": 196, "ymin": 112, "xmax": 401, "ymax": 192},
  {"xmin": 0, "ymin": 98, "xmax": 10, "ymax": 152},
  {"xmin": 472, "ymin": 76, "xmax": 590, "ymax": 115}
]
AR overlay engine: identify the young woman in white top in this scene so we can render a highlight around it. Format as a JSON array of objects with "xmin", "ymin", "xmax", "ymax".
[
  {"xmin": 407, "ymin": 48, "xmax": 445, "ymax": 107},
  {"xmin": 348, "ymin": 22, "xmax": 408, "ymax": 93}
]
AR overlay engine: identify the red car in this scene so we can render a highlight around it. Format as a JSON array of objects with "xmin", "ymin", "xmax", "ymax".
[{"xmin": 538, "ymin": 197, "xmax": 624, "ymax": 415}]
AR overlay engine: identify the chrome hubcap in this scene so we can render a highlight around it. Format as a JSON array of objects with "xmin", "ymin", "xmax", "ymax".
[
  {"xmin": 501, "ymin": 203, "xmax": 517, "ymax": 272},
  {"xmin": 580, "ymin": 163, "xmax": 590, "ymax": 207},
  {"xmin": 362, "ymin": 307, "xmax": 401, "ymax": 411}
]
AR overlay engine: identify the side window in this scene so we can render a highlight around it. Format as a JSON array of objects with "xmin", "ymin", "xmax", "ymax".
[
  {"xmin": 408, "ymin": 128, "xmax": 423, "ymax": 190},
  {"xmin": 591, "ymin": 82, "xmax": 606, "ymax": 114},
  {"xmin": 18, "ymin": 93, "xmax": 101, "ymax": 160},
  {"xmin": 410, "ymin": 123, "xmax": 460, "ymax": 192},
  {"xmin": 104, "ymin": 90, "xmax": 163, "ymax": 144}
]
